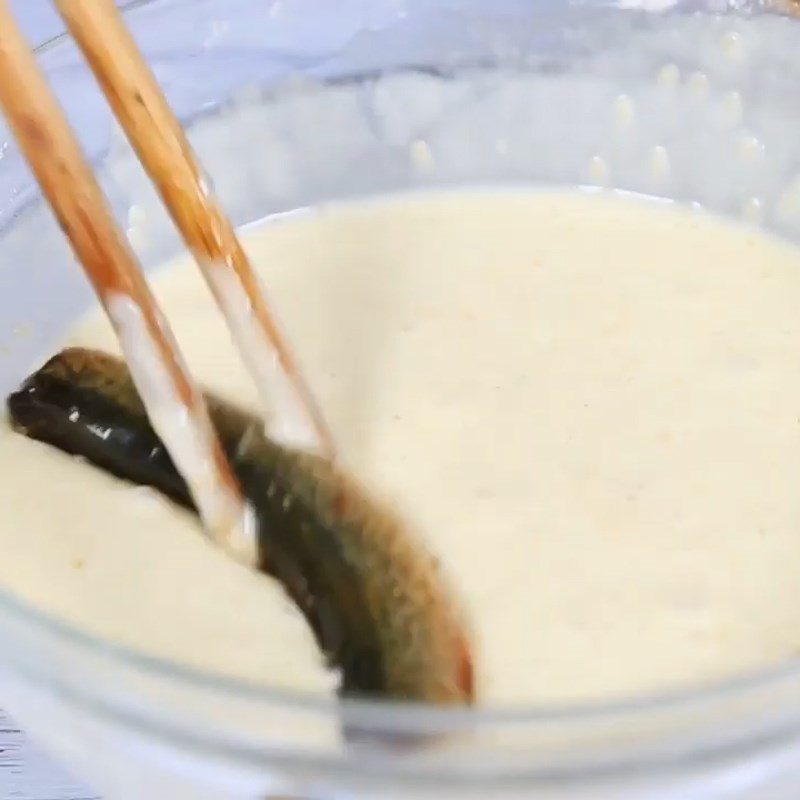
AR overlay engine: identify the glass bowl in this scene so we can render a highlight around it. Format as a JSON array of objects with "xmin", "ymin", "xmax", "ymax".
[{"xmin": 3, "ymin": 1, "xmax": 800, "ymax": 798}]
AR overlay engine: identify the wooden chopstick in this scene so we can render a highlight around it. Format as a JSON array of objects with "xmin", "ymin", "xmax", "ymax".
[
  {"xmin": 55, "ymin": 0, "xmax": 335, "ymax": 459},
  {"xmin": 0, "ymin": 0, "xmax": 256, "ymax": 566}
]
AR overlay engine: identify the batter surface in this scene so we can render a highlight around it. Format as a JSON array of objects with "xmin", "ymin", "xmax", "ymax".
[{"xmin": 4, "ymin": 188, "xmax": 800, "ymax": 705}]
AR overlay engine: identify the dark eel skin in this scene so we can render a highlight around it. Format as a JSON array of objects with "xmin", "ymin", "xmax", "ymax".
[{"xmin": 7, "ymin": 348, "xmax": 473, "ymax": 705}]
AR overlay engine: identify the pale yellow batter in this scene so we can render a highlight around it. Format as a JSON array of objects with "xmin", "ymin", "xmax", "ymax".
[{"xmin": 4, "ymin": 188, "xmax": 800, "ymax": 706}]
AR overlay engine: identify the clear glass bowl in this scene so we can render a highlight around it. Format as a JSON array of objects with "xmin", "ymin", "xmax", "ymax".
[{"xmin": 4, "ymin": 1, "xmax": 800, "ymax": 798}]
